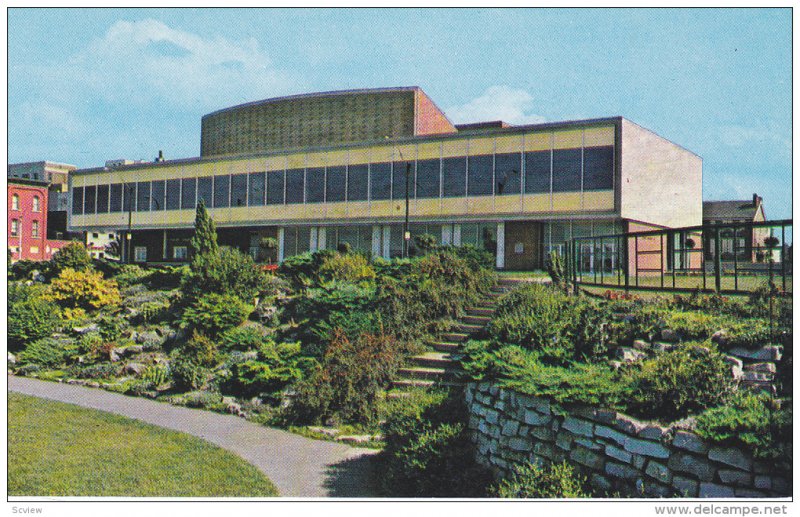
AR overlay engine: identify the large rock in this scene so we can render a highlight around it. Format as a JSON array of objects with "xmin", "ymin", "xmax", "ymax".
[
  {"xmin": 646, "ymin": 461, "xmax": 672, "ymax": 484},
  {"xmin": 660, "ymin": 328, "xmax": 681, "ymax": 343},
  {"xmin": 605, "ymin": 461, "xmax": 640, "ymax": 480},
  {"xmin": 672, "ymin": 475, "xmax": 699, "ymax": 497},
  {"xmin": 7, "ymin": 352, "xmax": 16, "ymax": 365},
  {"xmin": 615, "ymin": 347, "xmax": 647, "ymax": 363},
  {"xmin": 699, "ymin": 482, "xmax": 735, "ymax": 498},
  {"xmin": 562, "ymin": 416, "xmax": 594, "ymax": 437},
  {"xmin": 671, "ymin": 430, "xmax": 709, "ymax": 454},
  {"xmin": 711, "ymin": 330, "xmax": 728, "ymax": 346},
  {"xmin": 123, "ymin": 362, "xmax": 146, "ymax": 376},
  {"xmin": 741, "ymin": 371, "xmax": 773, "ymax": 382},
  {"xmin": 708, "ymin": 446, "xmax": 752, "ymax": 471},
  {"xmin": 728, "ymin": 346, "xmax": 782, "ymax": 362},
  {"xmin": 667, "ymin": 452, "xmax": 716, "ymax": 481},
  {"xmin": 73, "ymin": 323, "xmax": 100, "ymax": 335},
  {"xmin": 718, "ymin": 469, "xmax": 752, "ymax": 487},
  {"xmin": 744, "ymin": 362, "xmax": 777, "ymax": 374},
  {"xmin": 623, "ymin": 436, "xmax": 670, "ymax": 459},
  {"xmin": 570, "ymin": 445, "xmax": 605, "ymax": 470},
  {"xmin": 632, "ymin": 339, "xmax": 651, "ymax": 351},
  {"xmin": 135, "ymin": 330, "xmax": 162, "ymax": 346}
]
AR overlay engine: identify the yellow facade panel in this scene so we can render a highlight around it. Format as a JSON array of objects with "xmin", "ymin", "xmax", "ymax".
[
  {"xmin": 286, "ymin": 154, "xmax": 305, "ymax": 169},
  {"xmin": 553, "ymin": 130, "xmax": 583, "ymax": 149},
  {"xmin": 441, "ymin": 139, "xmax": 469, "ymax": 158},
  {"xmin": 468, "ymin": 196, "xmax": 494, "ymax": 215},
  {"xmin": 523, "ymin": 132, "xmax": 550, "ymax": 152},
  {"xmin": 552, "ymin": 192, "xmax": 582, "ymax": 211},
  {"xmin": 369, "ymin": 200, "xmax": 399, "ymax": 218},
  {"xmin": 468, "ymin": 136, "xmax": 494, "ymax": 156},
  {"xmin": 348, "ymin": 148, "xmax": 371, "ymax": 166},
  {"xmin": 164, "ymin": 210, "xmax": 195, "ymax": 226},
  {"xmin": 494, "ymin": 195, "xmax": 522, "ymax": 214},
  {"xmin": 494, "ymin": 135, "xmax": 523, "ymax": 154},
  {"xmin": 440, "ymin": 197, "xmax": 469, "ymax": 215},
  {"xmin": 393, "ymin": 143, "xmax": 417, "ymax": 162},
  {"xmin": 583, "ymin": 126, "xmax": 615, "ymax": 147},
  {"xmin": 369, "ymin": 145, "xmax": 395, "ymax": 164},
  {"xmin": 582, "ymin": 190, "xmax": 615, "ymax": 211},
  {"xmin": 412, "ymin": 198, "xmax": 440, "ymax": 217},
  {"xmin": 523, "ymin": 193, "xmax": 551, "ymax": 213},
  {"xmin": 306, "ymin": 152, "xmax": 327, "ymax": 168},
  {"xmin": 347, "ymin": 201, "xmax": 371, "ymax": 219},
  {"xmin": 93, "ymin": 213, "xmax": 128, "ymax": 227},
  {"xmin": 278, "ymin": 204, "xmax": 307, "ymax": 220},
  {"xmin": 264, "ymin": 155, "xmax": 286, "ymax": 172},
  {"xmin": 327, "ymin": 203, "xmax": 347, "ymax": 219},
  {"xmin": 416, "ymin": 142, "xmax": 441, "ymax": 161},
  {"xmin": 228, "ymin": 206, "xmax": 254, "ymax": 222},
  {"xmin": 326, "ymin": 150, "xmax": 350, "ymax": 166}
]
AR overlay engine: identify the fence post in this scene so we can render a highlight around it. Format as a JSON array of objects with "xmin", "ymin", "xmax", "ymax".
[
  {"xmin": 714, "ymin": 227, "xmax": 722, "ymax": 293},
  {"xmin": 624, "ymin": 234, "xmax": 630, "ymax": 293}
]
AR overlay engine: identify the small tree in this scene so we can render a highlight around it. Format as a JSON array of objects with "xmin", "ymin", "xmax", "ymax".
[
  {"xmin": 50, "ymin": 242, "xmax": 92, "ymax": 275},
  {"xmin": 547, "ymin": 250, "xmax": 568, "ymax": 292},
  {"xmin": 190, "ymin": 200, "xmax": 218, "ymax": 258},
  {"xmin": 257, "ymin": 237, "xmax": 278, "ymax": 264}
]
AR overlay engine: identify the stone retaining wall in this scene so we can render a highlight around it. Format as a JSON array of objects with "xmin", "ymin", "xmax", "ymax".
[{"xmin": 466, "ymin": 382, "xmax": 790, "ymax": 498}]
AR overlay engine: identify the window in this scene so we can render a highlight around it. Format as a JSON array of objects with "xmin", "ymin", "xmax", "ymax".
[
  {"xmin": 32, "ymin": 196, "xmax": 41, "ymax": 212},
  {"xmin": 94, "ymin": 185, "xmax": 108, "ymax": 213},
  {"xmin": 369, "ymin": 162, "xmax": 392, "ymax": 200},
  {"xmin": 248, "ymin": 172, "xmax": 266, "ymax": 206},
  {"xmin": 165, "ymin": 179, "xmax": 181, "ymax": 210},
  {"xmin": 468, "ymin": 154, "xmax": 493, "ymax": 196},
  {"xmin": 181, "ymin": 178, "xmax": 197, "ymax": 209},
  {"xmin": 136, "ymin": 181, "xmax": 151, "ymax": 211},
  {"xmin": 11, "ymin": 194, "xmax": 19, "ymax": 211},
  {"xmin": 583, "ymin": 146, "xmax": 614, "ymax": 190},
  {"xmin": 123, "ymin": 184, "xmax": 136, "ymax": 212},
  {"xmin": 415, "ymin": 159, "xmax": 440, "ymax": 199},
  {"xmin": 197, "ymin": 177, "xmax": 213, "ymax": 207},
  {"xmin": 84, "ymin": 185, "xmax": 97, "ymax": 214},
  {"xmin": 392, "ymin": 161, "xmax": 413, "ymax": 201},
  {"xmin": 173, "ymin": 246, "xmax": 188, "ymax": 260},
  {"xmin": 134, "ymin": 246, "xmax": 147, "ymax": 263},
  {"xmin": 442, "ymin": 157, "xmax": 466, "ymax": 197},
  {"xmin": 109, "ymin": 233, "xmax": 115, "ymax": 239},
  {"xmin": 266, "ymin": 170, "xmax": 285, "ymax": 204},
  {"xmin": 71, "ymin": 187, "xmax": 84, "ymax": 215},
  {"xmin": 285, "ymin": 169, "xmax": 305, "ymax": 204},
  {"xmin": 347, "ymin": 164, "xmax": 369, "ymax": 201},
  {"xmin": 231, "ymin": 174, "xmax": 248, "ymax": 207},
  {"xmin": 150, "ymin": 180, "xmax": 165, "ymax": 210},
  {"xmin": 525, "ymin": 151, "xmax": 551, "ymax": 193},
  {"xmin": 495, "ymin": 153, "xmax": 522, "ymax": 195},
  {"xmin": 213, "ymin": 174, "xmax": 230, "ymax": 208},
  {"xmin": 31, "ymin": 220, "xmax": 39, "ymax": 238},
  {"xmin": 552, "ymin": 148, "xmax": 582, "ymax": 192},
  {"xmin": 110, "ymin": 184, "xmax": 123, "ymax": 212},
  {"xmin": 306, "ymin": 167, "xmax": 325, "ymax": 203},
  {"xmin": 326, "ymin": 166, "xmax": 346, "ymax": 202},
  {"xmin": 10, "ymin": 219, "xmax": 19, "ymax": 236},
  {"xmin": 93, "ymin": 232, "xmax": 99, "ymax": 238}
]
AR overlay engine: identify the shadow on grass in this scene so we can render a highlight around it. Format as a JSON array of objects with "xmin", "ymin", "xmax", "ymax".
[{"xmin": 323, "ymin": 452, "xmax": 382, "ymax": 498}]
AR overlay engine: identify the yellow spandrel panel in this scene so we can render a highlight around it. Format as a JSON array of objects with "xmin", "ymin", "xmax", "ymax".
[
  {"xmin": 468, "ymin": 136, "xmax": 494, "ymax": 156},
  {"xmin": 412, "ymin": 198, "xmax": 441, "ymax": 217},
  {"xmin": 228, "ymin": 206, "xmax": 254, "ymax": 222},
  {"xmin": 440, "ymin": 197, "xmax": 469, "ymax": 216},
  {"xmin": 347, "ymin": 201, "xmax": 371, "ymax": 219},
  {"xmin": 553, "ymin": 130, "xmax": 583, "ymax": 149},
  {"xmin": 467, "ymin": 196, "xmax": 494, "ymax": 216},
  {"xmin": 286, "ymin": 153, "xmax": 305, "ymax": 169},
  {"xmin": 552, "ymin": 192, "xmax": 582, "ymax": 211},
  {"xmin": 164, "ymin": 210, "xmax": 196, "ymax": 226},
  {"xmin": 326, "ymin": 202, "xmax": 347, "ymax": 219},
  {"xmin": 369, "ymin": 200, "xmax": 401, "ymax": 218},
  {"xmin": 494, "ymin": 195, "xmax": 523, "ymax": 214},
  {"xmin": 94, "ymin": 213, "xmax": 128, "ymax": 227},
  {"xmin": 495, "ymin": 135, "xmax": 523, "ymax": 154},
  {"xmin": 583, "ymin": 126, "xmax": 615, "ymax": 147},
  {"xmin": 523, "ymin": 193, "xmax": 551, "ymax": 213},
  {"xmin": 278, "ymin": 204, "xmax": 307, "ymax": 220},
  {"xmin": 262, "ymin": 205, "xmax": 292, "ymax": 221},
  {"xmin": 326, "ymin": 150, "xmax": 350, "ymax": 167},
  {"xmin": 264, "ymin": 155, "xmax": 287, "ymax": 172},
  {"xmin": 523, "ymin": 132, "xmax": 550, "ymax": 152},
  {"xmin": 582, "ymin": 190, "xmax": 615, "ymax": 211},
  {"xmin": 393, "ymin": 143, "xmax": 417, "ymax": 162},
  {"xmin": 441, "ymin": 139, "xmax": 469, "ymax": 158},
  {"xmin": 416, "ymin": 142, "xmax": 441, "ymax": 161},
  {"xmin": 306, "ymin": 152, "xmax": 327, "ymax": 168},
  {"xmin": 348, "ymin": 148, "xmax": 371, "ymax": 166},
  {"xmin": 369, "ymin": 145, "xmax": 395, "ymax": 164}
]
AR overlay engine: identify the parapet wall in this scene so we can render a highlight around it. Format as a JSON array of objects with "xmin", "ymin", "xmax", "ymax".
[{"xmin": 466, "ymin": 382, "xmax": 790, "ymax": 498}]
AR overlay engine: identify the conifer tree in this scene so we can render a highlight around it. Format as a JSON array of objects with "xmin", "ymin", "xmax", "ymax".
[{"xmin": 191, "ymin": 199, "xmax": 218, "ymax": 257}]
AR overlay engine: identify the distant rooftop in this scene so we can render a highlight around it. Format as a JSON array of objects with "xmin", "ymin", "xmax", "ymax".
[{"xmin": 703, "ymin": 194, "xmax": 764, "ymax": 221}]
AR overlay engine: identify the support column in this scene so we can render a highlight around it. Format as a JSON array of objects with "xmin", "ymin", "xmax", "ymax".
[
  {"xmin": 382, "ymin": 226, "xmax": 391, "ymax": 259},
  {"xmin": 310, "ymin": 227, "xmax": 318, "ymax": 252},
  {"xmin": 277, "ymin": 227, "xmax": 285, "ymax": 262},
  {"xmin": 318, "ymin": 227, "xmax": 326, "ymax": 250},
  {"xmin": 162, "ymin": 230, "xmax": 168, "ymax": 260},
  {"xmin": 496, "ymin": 222, "xmax": 505, "ymax": 269},
  {"xmin": 372, "ymin": 226, "xmax": 382, "ymax": 257},
  {"xmin": 453, "ymin": 224, "xmax": 461, "ymax": 246},
  {"xmin": 441, "ymin": 224, "xmax": 452, "ymax": 246}
]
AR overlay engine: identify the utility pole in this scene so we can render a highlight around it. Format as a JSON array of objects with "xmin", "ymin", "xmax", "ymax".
[
  {"xmin": 404, "ymin": 161, "xmax": 411, "ymax": 258},
  {"xmin": 126, "ymin": 184, "xmax": 133, "ymax": 263}
]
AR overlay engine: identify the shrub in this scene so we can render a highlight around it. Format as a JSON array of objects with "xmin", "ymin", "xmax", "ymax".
[
  {"xmin": 141, "ymin": 364, "xmax": 171, "ymax": 388},
  {"xmin": 17, "ymin": 337, "xmax": 79, "ymax": 368},
  {"xmin": 224, "ymin": 341, "xmax": 316, "ymax": 399},
  {"xmin": 180, "ymin": 330, "xmax": 220, "ymax": 367},
  {"xmin": 69, "ymin": 362, "xmax": 119, "ymax": 380},
  {"xmin": 137, "ymin": 300, "xmax": 171, "ymax": 324},
  {"xmin": 546, "ymin": 250, "xmax": 567, "ymax": 289},
  {"xmin": 181, "ymin": 293, "xmax": 252, "ymax": 337},
  {"xmin": 219, "ymin": 325, "xmax": 270, "ymax": 352},
  {"xmin": 46, "ymin": 268, "xmax": 122, "ymax": 311},
  {"xmin": 625, "ymin": 345, "xmax": 735, "ymax": 421},
  {"xmin": 493, "ymin": 461, "xmax": 589, "ymax": 498},
  {"xmin": 97, "ymin": 314, "xmax": 126, "ymax": 342},
  {"xmin": 49, "ymin": 242, "xmax": 92, "ymax": 275},
  {"xmin": 8, "ymin": 296, "xmax": 61, "ymax": 349},
  {"xmin": 278, "ymin": 249, "xmax": 335, "ymax": 289},
  {"xmin": 317, "ymin": 252, "xmax": 376, "ymax": 285},
  {"xmin": 112, "ymin": 264, "xmax": 152, "ymax": 287},
  {"xmin": 170, "ymin": 355, "xmax": 210, "ymax": 392},
  {"xmin": 9, "ymin": 259, "xmax": 45, "ymax": 281},
  {"xmin": 146, "ymin": 265, "xmax": 188, "ymax": 289},
  {"xmin": 183, "ymin": 246, "xmax": 267, "ymax": 302}
]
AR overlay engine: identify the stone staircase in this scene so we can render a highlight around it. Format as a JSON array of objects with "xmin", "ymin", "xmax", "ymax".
[{"xmin": 388, "ymin": 278, "xmax": 525, "ymax": 394}]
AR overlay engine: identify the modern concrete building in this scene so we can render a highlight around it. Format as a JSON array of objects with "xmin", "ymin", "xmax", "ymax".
[{"xmin": 67, "ymin": 87, "xmax": 703, "ymax": 269}]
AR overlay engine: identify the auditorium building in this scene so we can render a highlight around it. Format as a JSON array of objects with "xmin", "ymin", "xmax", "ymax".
[{"xmin": 67, "ymin": 86, "xmax": 702, "ymax": 270}]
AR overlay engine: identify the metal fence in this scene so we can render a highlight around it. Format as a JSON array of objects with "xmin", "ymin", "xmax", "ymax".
[{"xmin": 566, "ymin": 219, "xmax": 792, "ymax": 294}]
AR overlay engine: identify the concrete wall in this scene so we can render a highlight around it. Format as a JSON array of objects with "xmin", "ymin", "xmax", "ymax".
[
  {"xmin": 620, "ymin": 119, "xmax": 702, "ymax": 229},
  {"xmin": 466, "ymin": 383, "xmax": 789, "ymax": 498}
]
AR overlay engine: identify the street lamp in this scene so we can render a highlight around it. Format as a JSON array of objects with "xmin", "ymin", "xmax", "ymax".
[
  {"xmin": 126, "ymin": 184, "xmax": 134, "ymax": 263},
  {"xmin": 385, "ymin": 137, "xmax": 413, "ymax": 259}
]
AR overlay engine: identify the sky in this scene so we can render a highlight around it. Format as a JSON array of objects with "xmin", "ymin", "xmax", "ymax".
[{"xmin": 7, "ymin": 7, "xmax": 793, "ymax": 219}]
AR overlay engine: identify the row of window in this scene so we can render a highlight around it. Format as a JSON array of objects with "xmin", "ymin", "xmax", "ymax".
[
  {"xmin": 10, "ymin": 194, "xmax": 41, "ymax": 212},
  {"xmin": 10, "ymin": 218, "xmax": 40, "ymax": 238},
  {"xmin": 71, "ymin": 146, "xmax": 614, "ymax": 215}
]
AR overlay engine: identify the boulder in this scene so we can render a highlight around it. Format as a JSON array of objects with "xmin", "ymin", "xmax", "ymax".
[
  {"xmin": 632, "ymin": 339, "xmax": 651, "ymax": 351},
  {"xmin": 7, "ymin": 352, "xmax": 16, "ymax": 365},
  {"xmin": 728, "ymin": 346, "xmax": 782, "ymax": 362},
  {"xmin": 744, "ymin": 362, "xmax": 777, "ymax": 374},
  {"xmin": 73, "ymin": 323, "xmax": 100, "ymax": 335},
  {"xmin": 711, "ymin": 329, "xmax": 728, "ymax": 346},
  {"xmin": 722, "ymin": 355, "xmax": 743, "ymax": 369},
  {"xmin": 660, "ymin": 328, "xmax": 681, "ymax": 343},
  {"xmin": 652, "ymin": 342, "xmax": 676, "ymax": 352},
  {"xmin": 135, "ymin": 330, "xmax": 162, "ymax": 345},
  {"xmin": 615, "ymin": 347, "xmax": 647, "ymax": 363},
  {"xmin": 123, "ymin": 362, "xmax": 146, "ymax": 376},
  {"xmin": 109, "ymin": 348, "xmax": 122, "ymax": 363},
  {"xmin": 741, "ymin": 371, "xmax": 773, "ymax": 382}
]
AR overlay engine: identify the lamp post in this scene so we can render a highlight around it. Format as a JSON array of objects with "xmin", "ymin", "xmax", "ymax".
[
  {"xmin": 404, "ymin": 160, "xmax": 411, "ymax": 258},
  {"xmin": 126, "ymin": 184, "xmax": 134, "ymax": 264}
]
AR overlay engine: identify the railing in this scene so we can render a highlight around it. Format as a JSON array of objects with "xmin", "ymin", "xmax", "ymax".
[{"xmin": 566, "ymin": 219, "xmax": 792, "ymax": 294}]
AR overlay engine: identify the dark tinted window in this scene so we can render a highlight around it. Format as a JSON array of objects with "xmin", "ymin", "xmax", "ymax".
[
  {"xmin": 286, "ymin": 169, "xmax": 304, "ymax": 204},
  {"xmin": 109, "ymin": 184, "xmax": 123, "ymax": 212},
  {"xmin": 123, "ymin": 183, "xmax": 136, "ymax": 212},
  {"xmin": 326, "ymin": 166, "xmax": 346, "ymax": 202},
  {"xmin": 231, "ymin": 173, "xmax": 248, "ymax": 207},
  {"xmin": 151, "ymin": 180, "xmax": 165, "ymax": 210},
  {"xmin": 213, "ymin": 175, "xmax": 230, "ymax": 208},
  {"xmin": 72, "ymin": 186, "xmax": 84, "ymax": 215},
  {"xmin": 136, "ymin": 182, "xmax": 150, "ymax": 212},
  {"xmin": 248, "ymin": 172, "xmax": 265, "ymax": 206},
  {"xmin": 96, "ymin": 184, "xmax": 109, "ymax": 213},
  {"xmin": 166, "ymin": 179, "xmax": 181, "ymax": 210},
  {"xmin": 181, "ymin": 178, "xmax": 196, "ymax": 209},
  {"xmin": 347, "ymin": 164, "xmax": 369, "ymax": 201},
  {"xmin": 583, "ymin": 146, "xmax": 614, "ymax": 190},
  {"xmin": 525, "ymin": 151, "xmax": 551, "ymax": 193},
  {"xmin": 370, "ymin": 162, "xmax": 391, "ymax": 200},
  {"xmin": 266, "ymin": 170, "xmax": 284, "ymax": 204},
  {"xmin": 416, "ymin": 159, "xmax": 440, "ymax": 199},
  {"xmin": 552, "ymin": 148, "xmax": 582, "ymax": 192},
  {"xmin": 392, "ymin": 161, "xmax": 413, "ymax": 201},
  {"xmin": 443, "ymin": 157, "xmax": 466, "ymax": 197},
  {"xmin": 306, "ymin": 167, "xmax": 325, "ymax": 203},
  {"xmin": 495, "ymin": 153, "xmax": 522, "ymax": 195},
  {"xmin": 468, "ymin": 154, "xmax": 493, "ymax": 196},
  {"xmin": 197, "ymin": 177, "xmax": 213, "ymax": 206},
  {"xmin": 84, "ymin": 185, "xmax": 96, "ymax": 214}
]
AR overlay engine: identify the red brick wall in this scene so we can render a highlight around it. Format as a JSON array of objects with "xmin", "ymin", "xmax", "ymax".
[
  {"xmin": 415, "ymin": 90, "xmax": 457, "ymax": 136},
  {"xmin": 8, "ymin": 182, "xmax": 50, "ymax": 261}
]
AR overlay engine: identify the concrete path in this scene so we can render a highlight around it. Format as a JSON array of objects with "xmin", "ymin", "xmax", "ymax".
[{"xmin": 8, "ymin": 376, "xmax": 380, "ymax": 498}]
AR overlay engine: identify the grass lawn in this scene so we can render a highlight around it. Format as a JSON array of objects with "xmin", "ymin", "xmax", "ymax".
[
  {"xmin": 497, "ymin": 270, "xmax": 551, "ymax": 280},
  {"xmin": 8, "ymin": 393, "xmax": 278, "ymax": 497}
]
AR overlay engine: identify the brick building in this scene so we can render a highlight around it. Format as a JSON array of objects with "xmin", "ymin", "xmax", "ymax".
[{"xmin": 8, "ymin": 178, "xmax": 69, "ymax": 261}]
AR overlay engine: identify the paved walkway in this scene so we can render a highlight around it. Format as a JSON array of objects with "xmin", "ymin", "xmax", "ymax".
[{"xmin": 8, "ymin": 376, "xmax": 380, "ymax": 498}]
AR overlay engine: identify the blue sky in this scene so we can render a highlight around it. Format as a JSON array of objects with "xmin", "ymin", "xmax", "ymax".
[{"xmin": 8, "ymin": 7, "xmax": 792, "ymax": 218}]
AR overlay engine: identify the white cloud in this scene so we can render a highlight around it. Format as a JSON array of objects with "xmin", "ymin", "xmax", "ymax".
[
  {"xmin": 444, "ymin": 86, "xmax": 547, "ymax": 125},
  {"xmin": 717, "ymin": 124, "xmax": 791, "ymax": 159}
]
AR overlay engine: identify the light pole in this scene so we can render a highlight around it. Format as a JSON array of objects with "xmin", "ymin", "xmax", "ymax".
[{"xmin": 126, "ymin": 184, "xmax": 134, "ymax": 263}]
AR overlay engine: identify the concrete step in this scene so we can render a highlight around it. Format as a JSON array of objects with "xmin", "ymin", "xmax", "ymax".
[
  {"xmin": 475, "ymin": 298, "xmax": 499, "ymax": 308},
  {"xmin": 466, "ymin": 307, "xmax": 495, "ymax": 317},
  {"xmin": 430, "ymin": 341, "xmax": 461, "ymax": 353},
  {"xmin": 391, "ymin": 378, "xmax": 464, "ymax": 389},
  {"xmin": 411, "ymin": 351, "xmax": 457, "ymax": 368},
  {"xmin": 487, "ymin": 290, "xmax": 506, "ymax": 298},
  {"xmin": 462, "ymin": 315, "xmax": 491, "ymax": 326},
  {"xmin": 441, "ymin": 332, "xmax": 470, "ymax": 343},
  {"xmin": 397, "ymin": 366, "xmax": 459, "ymax": 381},
  {"xmin": 457, "ymin": 323, "xmax": 484, "ymax": 335},
  {"xmin": 385, "ymin": 391, "xmax": 412, "ymax": 400}
]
